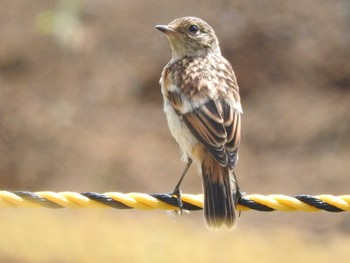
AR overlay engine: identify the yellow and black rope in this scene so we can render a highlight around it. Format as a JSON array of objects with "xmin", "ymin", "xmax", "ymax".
[{"xmin": 0, "ymin": 191, "xmax": 349, "ymax": 212}]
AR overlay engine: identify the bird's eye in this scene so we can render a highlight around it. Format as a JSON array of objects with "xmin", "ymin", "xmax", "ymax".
[{"xmin": 188, "ymin": 25, "xmax": 199, "ymax": 34}]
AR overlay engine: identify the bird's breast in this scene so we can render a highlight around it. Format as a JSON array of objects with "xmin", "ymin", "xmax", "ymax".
[{"xmin": 163, "ymin": 99, "xmax": 198, "ymax": 159}]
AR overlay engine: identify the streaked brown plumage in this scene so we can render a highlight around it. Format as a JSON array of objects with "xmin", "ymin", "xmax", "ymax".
[{"xmin": 156, "ymin": 17, "xmax": 242, "ymax": 229}]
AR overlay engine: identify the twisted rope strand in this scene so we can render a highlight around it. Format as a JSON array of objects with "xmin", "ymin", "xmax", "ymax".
[{"xmin": 1, "ymin": 191, "xmax": 349, "ymax": 212}]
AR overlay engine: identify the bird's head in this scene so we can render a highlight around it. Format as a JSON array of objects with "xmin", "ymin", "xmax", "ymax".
[{"xmin": 156, "ymin": 17, "xmax": 221, "ymax": 59}]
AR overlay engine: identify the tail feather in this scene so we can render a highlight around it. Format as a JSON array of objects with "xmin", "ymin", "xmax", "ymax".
[{"xmin": 202, "ymin": 154, "xmax": 238, "ymax": 230}]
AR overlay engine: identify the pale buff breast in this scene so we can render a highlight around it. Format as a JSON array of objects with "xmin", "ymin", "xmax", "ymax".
[
  {"xmin": 163, "ymin": 99, "xmax": 202, "ymax": 163},
  {"xmin": 160, "ymin": 61, "xmax": 206, "ymax": 164}
]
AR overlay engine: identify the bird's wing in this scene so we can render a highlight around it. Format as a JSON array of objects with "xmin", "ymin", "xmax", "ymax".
[
  {"xmin": 221, "ymin": 100, "xmax": 241, "ymax": 169},
  {"xmin": 167, "ymin": 92, "xmax": 241, "ymax": 169}
]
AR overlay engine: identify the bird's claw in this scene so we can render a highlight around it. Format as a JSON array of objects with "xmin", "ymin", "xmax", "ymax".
[{"xmin": 171, "ymin": 188, "xmax": 183, "ymax": 215}]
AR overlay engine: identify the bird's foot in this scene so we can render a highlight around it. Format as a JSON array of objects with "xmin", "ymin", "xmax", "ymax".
[{"xmin": 170, "ymin": 187, "xmax": 183, "ymax": 215}]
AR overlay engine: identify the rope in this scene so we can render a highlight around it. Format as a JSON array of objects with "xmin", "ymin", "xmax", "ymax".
[{"xmin": 0, "ymin": 191, "xmax": 349, "ymax": 212}]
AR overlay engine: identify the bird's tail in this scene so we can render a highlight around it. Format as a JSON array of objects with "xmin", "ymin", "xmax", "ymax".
[{"xmin": 201, "ymin": 154, "xmax": 238, "ymax": 230}]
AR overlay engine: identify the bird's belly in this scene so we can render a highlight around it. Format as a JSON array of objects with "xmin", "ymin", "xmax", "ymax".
[{"xmin": 164, "ymin": 101, "xmax": 199, "ymax": 162}]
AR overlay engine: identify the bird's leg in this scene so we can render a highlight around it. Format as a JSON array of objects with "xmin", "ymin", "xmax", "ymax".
[
  {"xmin": 171, "ymin": 158, "xmax": 192, "ymax": 214},
  {"xmin": 231, "ymin": 170, "xmax": 242, "ymax": 203},
  {"xmin": 232, "ymin": 170, "xmax": 243, "ymax": 217}
]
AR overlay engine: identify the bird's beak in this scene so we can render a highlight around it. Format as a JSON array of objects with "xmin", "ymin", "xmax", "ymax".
[{"xmin": 155, "ymin": 25, "xmax": 177, "ymax": 34}]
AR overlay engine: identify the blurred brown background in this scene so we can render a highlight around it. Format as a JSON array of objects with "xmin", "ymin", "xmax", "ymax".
[{"xmin": 0, "ymin": 0, "xmax": 349, "ymax": 262}]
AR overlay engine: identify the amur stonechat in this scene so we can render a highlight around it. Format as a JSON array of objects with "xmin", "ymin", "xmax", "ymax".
[{"xmin": 156, "ymin": 17, "xmax": 242, "ymax": 230}]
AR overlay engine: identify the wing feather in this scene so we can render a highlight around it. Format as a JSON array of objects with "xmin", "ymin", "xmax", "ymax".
[
  {"xmin": 167, "ymin": 89, "xmax": 240, "ymax": 168},
  {"xmin": 183, "ymin": 99, "xmax": 228, "ymax": 166}
]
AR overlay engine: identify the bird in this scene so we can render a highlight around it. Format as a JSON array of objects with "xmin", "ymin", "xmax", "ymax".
[{"xmin": 155, "ymin": 17, "xmax": 242, "ymax": 230}]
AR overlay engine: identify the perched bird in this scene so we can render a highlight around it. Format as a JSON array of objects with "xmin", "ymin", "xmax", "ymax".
[{"xmin": 156, "ymin": 17, "xmax": 242, "ymax": 230}]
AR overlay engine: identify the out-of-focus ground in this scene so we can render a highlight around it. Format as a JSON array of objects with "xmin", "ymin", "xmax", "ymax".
[
  {"xmin": 1, "ymin": 210, "xmax": 350, "ymax": 263},
  {"xmin": 0, "ymin": 1, "xmax": 349, "ymax": 262}
]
